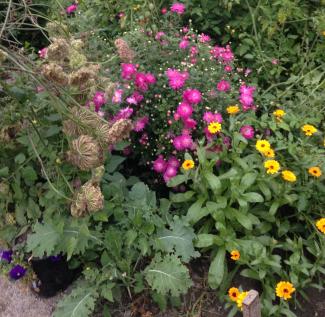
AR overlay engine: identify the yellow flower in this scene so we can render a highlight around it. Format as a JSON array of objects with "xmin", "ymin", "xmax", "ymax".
[
  {"xmin": 208, "ymin": 122, "xmax": 222, "ymax": 134},
  {"xmin": 255, "ymin": 140, "xmax": 271, "ymax": 153},
  {"xmin": 301, "ymin": 124, "xmax": 317, "ymax": 136},
  {"xmin": 316, "ymin": 218, "xmax": 325, "ymax": 234},
  {"xmin": 273, "ymin": 109, "xmax": 286, "ymax": 118},
  {"xmin": 228, "ymin": 287, "xmax": 240, "ymax": 302},
  {"xmin": 264, "ymin": 160, "xmax": 281, "ymax": 174},
  {"xmin": 182, "ymin": 159, "xmax": 195, "ymax": 170},
  {"xmin": 308, "ymin": 166, "xmax": 322, "ymax": 178},
  {"xmin": 275, "ymin": 281, "xmax": 295, "ymax": 300},
  {"xmin": 262, "ymin": 148, "xmax": 275, "ymax": 158},
  {"xmin": 227, "ymin": 105, "xmax": 240, "ymax": 115},
  {"xmin": 281, "ymin": 170, "xmax": 297, "ymax": 182},
  {"xmin": 236, "ymin": 291, "xmax": 248, "ymax": 310},
  {"xmin": 322, "ymin": 31, "xmax": 325, "ymax": 36},
  {"xmin": 230, "ymin": 250, "xmax": 240, "ymax": 261}
]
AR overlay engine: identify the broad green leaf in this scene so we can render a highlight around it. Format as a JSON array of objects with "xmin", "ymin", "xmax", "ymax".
[
  {"xmin": 0, "ymin": 167, "xmax": 9, "ymax": 177},
  {"xmin": 270, "ymin": 201, "xmax": 280, "ymax": 215},
  {"xmin": 219, "ymin": 168, "xmax": 238, "ymax": 180},
  {"xmin": 233, "ymin": 210, "xmax": 253, "ymax": 230},
  {"xmin": 208, "ymin": 247, "xmax": 226, "ymax": 289},
  {"xmin": 106, "ymin": 155, "xmax": 125, "ymax": 173},
  {"xmin": 240, "ymin": 173, "xmax": 257, "ymax": 189},
  {"xmin": 167, "ymin": 174, "xmax": 187, "ymax": 187},
  {"xmin": 170, "ymin": 191, "xmax": 195, "ymax": 203},
  {"xmin": 204, "ymin": 172, "xmax": 221, "ymax": 192},
  {"xmin": 195, "ymin": 234, "xmax": 216, "ymax": 248},
  {"xmin": 186, "ymin": 198, "xmax": 208, "ymax": 224},
  {"xmin": 242, "ymin": 192, "xmax": 264, "ymax": 203}
]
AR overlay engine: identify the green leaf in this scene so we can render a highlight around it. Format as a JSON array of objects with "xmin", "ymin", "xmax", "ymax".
[
  {"xmin": 270, "ymin": 201, "xmax": 280, "ymax": 216},
  {"xmin": 145, "ymin": 254, "xmax": 192, "ymax": 297},
  {"xmin": 204, "ymin": 172, "xmax": 221, "ymax": 192},
  {"xmin": 208, "ymin": 247, "xmax": 226, "ymax": 289},
  {"xmin": 106, "ymin": 155, "xmax": 126, "ymax": 173},
  {"xmin": 27, "ymin": 222, "xmax": 61, "ymax": 257},
  {"xmin": 186, "ymin": 198, "xmax": 208, "ymax": 224},
  {"xmin": 15, "ymin": 153, "xmax": 26, "ymax": 164},
  {"xmin": 22, "ymin": 166, "xmax": 37, "ymax": 183},
  {"xmin": 129, "ymin": 182, "xmax": 149, "ymax": 201},
  {"xmin": 170, "ymin": 191, "xmax": 195, "ymax": 203},
  {"xmin": 195, "ymin": 234, "xmax": 217, "ymax": 248},
  {"xmin": 45, "ymin": 125, "xmax": 61, "ymax": 137},
  {"xmin": 53, "ymin": 282, "xmax": 98, "ymax": 317},
  {"xmin": 0, "ymin": 167, "xmax": 9, "ymax": 177},
  {"xmin": 157, "ymin": 219, "xmax": 200, "ymax": 262},
  {"xmin": 240, "ymin": 173, "xmax": 257, "ymax": 189},
  {"xmin": 233, "ymin": 210, "xmax": 253, "ymax": 230},
  {"xmin": 167, "ymin": 174, "xmax": 187, "ymax": 187},
  {"xmin": 219, "ymin": 168, "xmax": 238, "ymax": 180},
  {"xmin": 242, "ymin": 192, "xmax": 264, "ymax": 203}
]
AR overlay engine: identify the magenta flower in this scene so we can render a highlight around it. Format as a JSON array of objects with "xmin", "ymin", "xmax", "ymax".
[
  {"xmin": 38, "ymin": 47, "xmax": 47, "ymax": 59},
  {"xmin": 9, "ymin": 265, "xmax": 26, "ymax": 280},
  {"xmin": 135, "ymin": 73, "xmax": 149, "ymax": 91},
  {"xmin": 176, "ymin": 101, "xmax": 193, "ymax": 119},
  {"xmin": 183, "ymin": 88, "xmax": 202, "ymax": 105},
  {"xmin": 127, "ymin": 91, "xmax": 144, "ymax": 105},
  {"xmin": 145, "ymin": 73, "xmax": 156, "ymax": 84},
  {"xmin": 239, "ymin": 85, "xmax": 256, "ymax": 95},
  {"xmin": 155, "ymin": 32, "xmax": 166, "ymax": 41},
  {"xmin": 112, "ymin": 89, "xmax": 124, "ymax": 104},
  {"xmin": 203, "ymin": 112, "xmax": 223, "ymax": 124},
  {"xmin": 224, "ymin": 65, "xmax": 232, "ymax": 72},
  {"xmin": 66, "ymin": 4, "xmax": 78, "ymax": 14},
  {"xmin": 190, "ymin": 46, "xmax": 199, "ymax": 56},
  {"xmin": 217, "ymin": 80, "xmax": 231, "ymax": 92},
  {"xmin": 161, "ymin": 7, "xmax": 168, "ymax": 14},
  {"xmin": 139, "ymin": 132, "xmax": 149, "ymax": 145},
  {"xmin": 93, "ymin": 91, "xmax": 106, "ymax": 110},
  {"xmin": 117, "ymin": 107, "xmax": 133, "ymax": 120},
  {"xmin": 36, "ymin": 86, "xmax": 45, "ymax": 93},
  {"xmin": 167, "ymin": 156, "xmax": 180, "ymax": 169},
  {"xmin": 166, "ymin": 69, "xmax": 189, "ymax": 90},
  {"xmin": 1, "ymin": 250, "xmax": 12, "ymax": 263},
  {"xmin": 170, "ymin": 2, "xmax": 186, "ymax": 15},
  {"xmin": 198, "ymin": 33, "xmax": 211, "ymax": 43},
  {"xmin": 173, "ymin": 134, "xmax": 193, "ymax": 151},
  {"xmin": 134, "ymin": 116, "xmax": 149, "ymax": 132},
  {"xmin": 121, "ymin": 63, "xmax": 137, "ymax": 80},
  {"xmin": 183, "ymin": 117, "xmax": 197, "ymax": 129},
  {"xmin": 153, "ymin": 155, "xmax": 167, "ymax": 173},
  {"xmin": 239, "ymin": 94, "xmax": 254, "ymax": 107},
  {"xmin": 179, "ymin": 39, "xmax": 190, "ymax": 49},
  {"xmin": 223, "ymin": 136, "xmax": 232, "ymax": 149},
  {"xmin": 163, "ymin": 166, "xmax": 178, "ymax": 182},
  {"xmin": 240, "ymin": 125, "xmax": 255, "ymax": 139}
]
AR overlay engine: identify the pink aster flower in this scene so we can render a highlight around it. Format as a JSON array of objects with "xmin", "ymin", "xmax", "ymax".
[
  {"xmin": 93, "ymin": 91, "xmax": 106, "ymax": 110},
  {"xmin": 183, "ymin": 117, "xmax": 197, "ymax": 129},
  {"xmin": 36, "ymin": 86, "xmax": 45, "ymax": 93},
  {"xmin": 134, "ymin": 116, "xmax": 149, "ymax": 132},
  {"xmin": 170, "ymin": 2, "xmax": 186, "ymax": 15},
  {"xmin": 198, "ymin": 33, "xmax": 211, "ymax": 43},
  {"xmin": 221, "ymin": 46, "xmax": 234, "ymax": 63},
  {"xmin": 176, "ymin": 101, "xmax": 193, "ymax": 119},
  {"xmin": 182, "ymin": 26, "xmax": 189, "ymax": 33},
  {"xmin": 173, "ymin": 134, "xmax": 194, "ymax": 151},
  {"xmin": 161, "ymin": 7, "xmax": 168, "ymax": 15},
  {"xmin": 153, "ymin": 155, "xmax": 167, "ymax": 173},
  {"xmin": 112, "ymin": 89, "xmax": 124, "ymax": 104},
  {"xmin": 163, "ymin": 165, "xmax": 178, "ymax": 182},
  {"xmin": 113, "ymin": 107, "xmax": 133, "ymax": 122},
  {"xmin": 139, "ymin": 132, "xmax": 149, "ymax": 145},
  {"xmin": 66, "ymin": 4, "xmax": 78, "ymax": 14},
  {"xmin": 224, "ymin": 65, "xmax": 232, "ymax": 72},
  {"xmin": 167, "ymin": 156, "xmax": 180, "ymax": 169},
  {"xmin": 179, "ymin": 39, "xmax": 190, "ymax": 49},
  {"xmin": 155, "ymin": 31, "xmax": 166, "ymax": 41},
  {"xmin": 126, "ymin": 91, "xmax": 144, "ymax": 105},
  {"xmin": 135, "ymin": 73, "xmax": 148, "ymax": 91},
  {"xmin": 240, "ymin": 125, "xmax": 255, "ymax": 139},
  {"xmin": 203, "ymin": 112, "xmax": 223, "ymax": 124},
  {"xmin": 239, "ymin": 85, "xmax": 256, "ymax": 95},
  {"xmin": 166, "ymin": 69, "xmax": 189, "ymax": 90},
  {"xmin": 121, "ymin": 63, "xmax": 137, "ymax": 80},
  {"xmin": 217, "ymin": 80, "xmax": 231, "ymax": 92},
  {"xmin": 145, "ymin": 73, "xmax": 156, "ymax": 84},
  {"xmin": 38, "ymin": 47, "xmax": 47, "ymax": 59},
  {"xmin": 190, "ymin": 46, "xmax": 199, "ymax": 56},
  {"xmin": 183, "ymin": 88, "xmax": 202, "ymax": 105}
]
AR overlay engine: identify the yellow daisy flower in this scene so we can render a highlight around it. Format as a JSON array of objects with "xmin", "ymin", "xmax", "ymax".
[
  {"xmin": 208, "ymin": 122, "xmax": 222, "ymax": 134},
  {"xmin": 316, "ymin": 218, "xmax": 325, "ymax": 234},
  {"xmin": 281, "ymin": 170, "xmax": 297, "ymax": 182},
  {"xmin": 264, "ymin": 160, "xmax": 280, "ymax": 174},
  {"xmin": 227, "ymin": 105, "xmax": 240, "ymax": 115},
  {"xmin": 262, "ymin": 148, "xmax": 275, "ymax": 158},
  {"xmin": 301, "ymin": 124, "xmax": 317, "ymax": 136},
  {"xmin": 308, "ymin": 166, "xmax": 322, "ymax": 178},
  {"xmin": 273, "ymin": 109, "xmax": 286, "ymax": 118},
  {"xmin": 230, "ymin": 250, "xmax": 240, "ymax": 261},
  {"xmin": 255, "ymin": 140, "xmax": 271, "ymax": 153},
  {"xmin": 182, "ymin": 159, "xmax": 195, "ymax": 170},
  {"xmin": 228, "ymin": 287, "xmax": 240, "ymax": 302},
  {"xmin": 275, "ymin": 281, "xmax": 295, "ymax": 300},
  {"xmin": 237, "ymin": 291, "xmax": 249, "ymax": 310}
]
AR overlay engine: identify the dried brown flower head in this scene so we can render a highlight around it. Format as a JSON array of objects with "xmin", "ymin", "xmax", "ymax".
[
  {"xmin": 104, "ymin": 119, "xmax": 133, "ymax": 145},
  {"xmin": 69, "ymin": 64, "xmax": 100, "ymax": 86},
  {"xmin": 41, "ymin": 63, "xmax": 69, "ymax": 85},
  {"xmin": 114, "ymin": 38, "xmax": 135, "ymax": 63},
  {"xmin": 47, "ymin": 38, "xmax": 70, "ymax": 61},
  {"xmin": 67, "ymin": 135, "xmax": 103, "ymax": 170}
]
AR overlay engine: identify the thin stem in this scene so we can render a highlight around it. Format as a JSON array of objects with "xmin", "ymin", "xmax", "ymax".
[{"xmin": 0, "ymin": 0, "xmax": 13, "ymax": 39}]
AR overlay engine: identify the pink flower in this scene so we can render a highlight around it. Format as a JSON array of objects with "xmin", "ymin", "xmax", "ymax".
[
  {"xmin": 240, "ymin": 125, "xmax": 255, "ymax": 139},
  {"xmin": 126, "ymin": 91, "xmax": 144, "ymax": 105},
  {"xmin": 173, "ymin": 134, "xmax": 194, "ymax": 151},
  {"xmin": 153, "ymin": 155, "xmax": 167, "ymax": 173},
  {"xmin": 182, "ymin": 27, "xmax": 189, "ymax": 33},
  {"xmin": 183, "ymin": 117, "xmax": 197, "ymax": 129},
  {"xmin": 217, "ymin": 80, "xmax": 231, "ymax": 92},
  {"xmin": 113, "ymin": 107, "xmax": 133, "ymax": 122},
  {"xmin": 203, "ymin": 112, "xmax": 223, "ymax": 124},
  {"xmin": 271, "ymin": 59, "xmax": 279, "ymax": 65},
  {"xmin": 38, "ymin": 47, "xmax": 47, "ymax": 59},
  {"xmin": 239, "ymin": 85, "xmax": 255, "ymax": 95},
  {"xmin": 198, "ymin": 33, "xmax": 211, "ymax": 43},
  {"xmin": 223, "ymin": 136, "xmax": 232, "ymax": 149},
  {"xmin": 170, "ymin": 2, "xmax": 186, "ymax": 15},
  {"xmin": 112, "ymin": 89, "xmax": 124, "ymax": 104},
  {"xmin": 36, "ymin": 86, "xmax": 45, "ymax": 93},
  {"xmin": 190, "ymin": 46, "xmax": 199, "ymax": 56},
  {"xmin": 161, "ymin": 8, "xmax": 168, "ymax": 14},
  {"xmin": 210, "ymin": 45, "xmax": 234, "ymax": 63},
  {"xmin": 66, "ymin": 4, "xmax": 77, "ymax": 14},
  {"xmin": 145, "ymin": 73, "xmax": 156, "ymax": 84},
  {"xmin": 121, "ymin": 63, "xmax": 137, "ymax": 80},
  {"xmin": 163, "ymin": 166, "xmax": 178, "ymax": 182},
  {"xmin": 224, "ymin": 65, "xmax": 232, "ymax": 72},
  {"xmin": 93, "ymin": 91, "xmax": 106, "ymax": 110},
  {"xmin": 139, "ymin": 132, "xmax": 148, "ymax": 145},
  {"xmin": 134, "ymin": 116, "xmax": 149, "ymax": 132},
  {"xmin": 166, "ymin": 69, "xmax": 189, "ymax": 90},
  {"xmin": 179, "ymin": 39, "xmax": 189, "ymax": 49},
  {"xmin": 176, "ymin": 101, "xmax": 193, "ymax": 119},
  {"xmin": 155, "ymin": 32, "xmax": 166, "ymax": 41},
  {"xmin": 183, "ymin": 88, "xmax": 202, "ymax": 105},
  {"xmin": 167, "ymin": 156, "xmax": 180, "ymax": 169},
  {"xmin": 135, "ymin": 73, "xmax": 149, "ymax": 91}
]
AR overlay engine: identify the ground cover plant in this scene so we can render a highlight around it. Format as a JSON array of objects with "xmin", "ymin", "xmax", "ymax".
[{"xmin": 0, "ymin": 1, "xmax": 325, "ymax": 317}]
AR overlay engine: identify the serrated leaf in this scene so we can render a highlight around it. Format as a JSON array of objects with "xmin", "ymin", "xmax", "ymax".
[
  {"xmin": 156, "ymin": 219, "xmax": 199, "ymax": 262},
  {"xmin": 27, "ymin": 222, "xmax": 61, "ymax": 257},
  {"xmin": 145, "ymin": 254, "xmax": 192, "ymax": 297}
]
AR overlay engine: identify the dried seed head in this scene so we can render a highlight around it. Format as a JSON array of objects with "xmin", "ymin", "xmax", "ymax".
[
  {"xmin": 46, "ymin": 22, "xmax": 68, "ymax": 39},
  {"xmin": 62, "ymin": 119, "xmax": 80, "ymax": 137},
  {"xmin": 47, "ymin": 38, "xmax": 70, "ymax": 61},
  {"xmin": 69, "ymin": 52, "xmax": 87, "ymax": 69},
  {"xmin": 67, "ymin": 135, "xmax": 103, "ymax": 171},
  {"xmin": 71, "ymin": 181, "xmax": 104, "ymax": 217},
  {"xmin": 0, "ymin": 182, "xmax": 10, "ymax": 196},
  {"xmin": 0, "ymin": 49, "xmax": 8, "ymax": 64},
  {"xmin": 104, "ymin": 119, "xmax": 133, "ymax": 145},
  {"xmin": 69, "ymin": 64, "xmax": 100, "ymax": 86},
  {"xmin": 71, "ymin": 39, "xmax": 84, "ymax": 51},
  {"xmin": 5, "ymin": 213, "xmax": 16, "ymax": 225},
  {"xmin": 114, "ymin": 38, "xmax": 135, "ymax": 63},
  {"xmin": 41, "ymin": 63, "xmax": 69, "ymax": 85}
]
